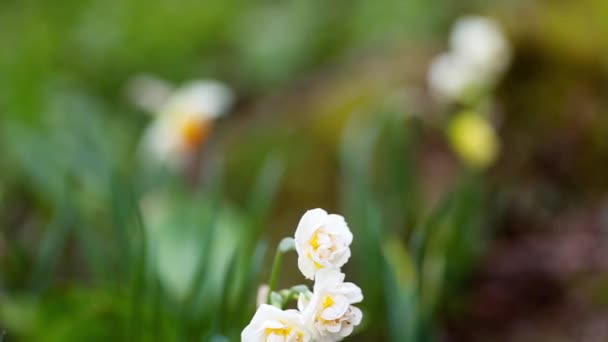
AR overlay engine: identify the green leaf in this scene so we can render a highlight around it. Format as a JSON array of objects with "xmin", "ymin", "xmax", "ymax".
[{"xmin": 382, "ymin": 237, "xmax": 418, "ymax": 342}]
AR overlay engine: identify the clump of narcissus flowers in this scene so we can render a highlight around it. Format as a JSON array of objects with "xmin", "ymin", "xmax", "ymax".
[{"xmin": 242, "ymin": 209, "xmax": 363, "ymax": 342}]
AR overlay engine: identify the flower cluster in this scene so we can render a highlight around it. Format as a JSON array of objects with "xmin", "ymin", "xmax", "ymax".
[
  {"xmin": 428, "ymin": 16, "xmax": 511, "ymax": 103},
  {"xmin": 242, "ymin": 208, "xmax": 363, "ymax": 341}
]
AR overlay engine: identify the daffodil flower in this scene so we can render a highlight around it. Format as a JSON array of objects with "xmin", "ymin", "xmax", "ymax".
[
  {"xmin": 132, "ymin": 77, "xmax": 234, "ymax": 168},
  {"xmin": 299, "ymin": 270, "xmax": 363, "ymax": 341},
  {"xmin": 241, "ymin": 304, "xmax": 311, "ymax": 342},
  {"xmin": 294, "ymin": 209, "xmax": 353, "ymax": 280}
]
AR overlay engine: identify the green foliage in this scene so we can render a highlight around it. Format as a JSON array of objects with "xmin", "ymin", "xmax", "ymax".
[
  {"xmin": 0, "ymin": 151, "xmax": 282, "ymax": 340},
  {"xmin": 3, "ymin": 0, "xmax": 604, "ymax": 340},
  {"xmin": 339, "ymin": 104, "xmax": 486, "ymax": 341}
]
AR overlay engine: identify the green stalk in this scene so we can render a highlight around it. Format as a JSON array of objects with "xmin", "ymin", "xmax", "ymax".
[{"xmin": 267, "ymin": 237, "xmax": 295, "ymax": 304}]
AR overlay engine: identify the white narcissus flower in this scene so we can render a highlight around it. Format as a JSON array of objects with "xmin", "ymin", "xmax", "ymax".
[
  {"xmin": 241, "ymin": 304, "xmax": 311, "ymax": 342},
  {"xmin": 427, "ymin": 16, "xmax": 511, "ymax": 102},
  {"xmin": 136, "ymin": 79, "xmax": 234, "ymax": 168},
  {"xmin": 450, "ymin": 16, "xmax": 511, "ymax": 76},
  {"xmin": 126, "ymin": 74, "xmax": 174, "ymax": 114},
  {"xmin": 294, "ymin": 209, "xmax": 353, "ymax": 280},
  {"xmin": 427, "ymin": 52, "xmax": 479, "ymax": 103},
  {"xmin": 299, "ymin": 269, "xmax": 363, "ymax": 341}
]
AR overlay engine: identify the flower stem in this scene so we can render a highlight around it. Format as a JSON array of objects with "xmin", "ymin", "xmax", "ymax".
[{"xmin": 267, "ymin": 237, "xmax": 295, "ymax": 304}]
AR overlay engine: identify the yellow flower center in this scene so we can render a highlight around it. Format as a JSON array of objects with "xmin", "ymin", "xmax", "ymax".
[
  {"xmin": 264, "ymin": 323, "xmax": 304, "ymax": 341},
  {"xmin": 179, "ymin": 116, "xmax": 212, "ymax": 150},
  {"xmin": 310, "ymin": 231, "xmax": 321, "ymax": 250},
  {"xmin": 307, "ymin": 252, "xmax": 324, "ymax": 269},
  {"xmin": 322, "ymin": 295, "xmax": 334, "ymax": 309},
  {"xmin": 265, "ymin": 326, "xmax": 292, "ymax": 337}
]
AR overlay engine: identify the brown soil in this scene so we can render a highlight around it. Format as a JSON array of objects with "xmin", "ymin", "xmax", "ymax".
[{"xmin": 444, "ymin": 201, "xmax": 608, "ymax": 342}]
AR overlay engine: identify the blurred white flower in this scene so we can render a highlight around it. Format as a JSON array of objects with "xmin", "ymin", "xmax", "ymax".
[
  {"xmin": 126, "ymin": 74, "xmax": 174, "ymax": 113},
  {"xmin": 241, "ymin": 304, "xmax": 311, "ymax": 342},
  {"xmin": 256, "ymin": 284, "xmax": 270, "ymax": 308},
  {"xmin": 299, "ymin": 269, "xmax": 363, "ymax": 341},
  {"xmin": 450, "ymin": 16, "xmax": 511, "ymax": 76},
  {"xmin": 428, "ymin": 16, "xmax": 511, "ymax": 102},
  {"xmin": 133, "ymin": 78, "xmax": 234, "ymax": 168},
  {"xmin": 428, "ymin": 53, "xmax": 479, "ymax": 103},
  {"xmin": 294, "ymin": 209, "xmax": 353, "ymax": 280}
]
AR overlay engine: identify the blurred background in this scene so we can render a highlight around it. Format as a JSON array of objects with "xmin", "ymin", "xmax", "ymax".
[{"xmin": 1, "ymin": 0, "xmax": 608, "ymax": 341}]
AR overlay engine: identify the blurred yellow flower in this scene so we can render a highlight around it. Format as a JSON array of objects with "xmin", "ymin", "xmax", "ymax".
[{"xmin": 448, "ymin": 111, "xmax": 500, "ymax": 169}]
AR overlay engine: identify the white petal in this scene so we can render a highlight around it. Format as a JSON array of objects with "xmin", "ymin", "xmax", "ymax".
[
  {"xmin": 297, "ymin": 293, "xmax": 310, "ymax": 312},
  {"xmin": 161, "ymin": 80, "xmax": 234, "ymax": 120},
  {"xmin": 302, "ymin": 291, "xmax": 322, "ymax": 322},
  {"xmin": 242, "ymin": 305, "xmax": 309, "ymax": 342},
  {"xmin": 339, "ymin": 324, "xmax": 354, "ymax": 337},
  {"xmin": 329, "ymin": 247, "xmax": 351, "ymax": 268},
  {"xmin": 252, "ymin": 304, "xmax": 280, "ymax": 323},
  {"xmin": 264, "ymin": 320, "xmax": 287, "ymax": 330},
  {"xmin": 320, "ymin": 296, "xmax": 350, "ymax": 320},
  {"xmin": 450, "ymin": 16, "xmax": 509, "ymax": 70},
  {"xmin": 298, "ymin": 252, "xmax": 317, "ymax": 280},
  {"xmin": 324, "ymin": 320, "xmax": 342, "ymax": 333},
  {"xmin": 337, "ymin": 282, "xmax": 363, "ymax": 304},
  {"xmin": 139, "ymin": 117, "xmax": 183, "ymax": 167},
  {"xmin": 349, "ymin": 306, "xmax": 363, "ymax": 326},
  {"xmin": 314, "ymin": 269, "xmax": 345, "ymax": 292},
  {"xmin": 241, "ymin": 321, "xmax": 265, "ymax": 342},
  {"xmin": 427, "ymin": 53, "xmax": 477, "ymax": 101},
  {"xmin": 323, "ymin": 214, "xmax": 352, "ymax": 245},
  {"xmin": 266, "ymin": 335, "xmax": 283, "ymax": 342},
  {"xmin": 294, "ymin": 208, "xmax": 327, "ymax": 245},
  {"xmin": 126, "ymin": 74, "xmax": 174, "ymax": 113}
]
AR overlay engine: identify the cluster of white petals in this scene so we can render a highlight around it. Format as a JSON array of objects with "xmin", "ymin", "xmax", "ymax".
[
  {"xmin": 428, "ymin": 16, "xmax": 511, "ymax": 102},
  {"xmin": 130, "ymin": 76, "xmax": 234, "ymax": 168},
  {"xmin": 299, "ymin": 270, "xmax": 363, "ymax": 341},
  {"xmin": 294, "ymin": 209, "xmax": 353, "ymax": 280},
  {"xmin": 242, "ymin": 209, "xmax": 362, "ymax": 342},
  {"xmin": 242, "ymin": 304, "xmax": 310, "ymax": 342}
]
